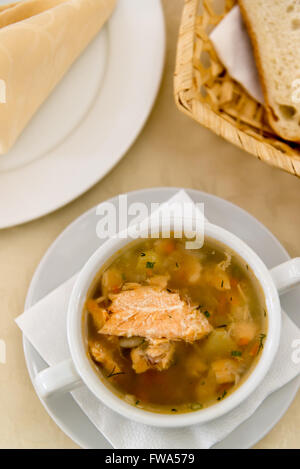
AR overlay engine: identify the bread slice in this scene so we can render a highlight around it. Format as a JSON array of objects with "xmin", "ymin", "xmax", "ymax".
[
  {"xmin": 238, "ymin": 0, "xmax": 300, "ymax": 141},
  {"xmin": 0, "ymin": 0, "xmax": 116, "ymax": 154}
]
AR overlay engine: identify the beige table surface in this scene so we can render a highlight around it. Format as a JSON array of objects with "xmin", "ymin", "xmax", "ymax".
[{"xmin": 0, "ymin": 0, "xmax": 299, "ymax": 449}]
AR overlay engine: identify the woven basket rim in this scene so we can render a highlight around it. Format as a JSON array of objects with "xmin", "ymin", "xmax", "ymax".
[{"xmin": 174, "ymin": 0, "xmax": 300, "ymax": 177}]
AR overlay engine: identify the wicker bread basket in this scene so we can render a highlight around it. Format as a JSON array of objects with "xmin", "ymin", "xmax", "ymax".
[{"xmin": 174, "ymin": 0, "xmax": 300, "ymax": 177}]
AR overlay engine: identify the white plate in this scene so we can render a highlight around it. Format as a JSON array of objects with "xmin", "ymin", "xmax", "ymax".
[
  {"xmin": 24, "ymin": 187, "xmax": 300, "ymax": 449},
  {"xmin": 0, "ymin": 0, "xmax": 165, "ymax": 228}
]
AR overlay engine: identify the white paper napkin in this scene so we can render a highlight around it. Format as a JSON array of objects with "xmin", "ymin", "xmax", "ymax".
[
  {"xmin": 210, "ymin": 5, "xmax": 264, "ymax": 104},
  {"xmin": 16, "ymin": 191, "xmax": 300, "ymax": 449}
]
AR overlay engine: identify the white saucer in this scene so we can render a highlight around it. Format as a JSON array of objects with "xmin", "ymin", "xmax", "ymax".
[
  {"xmin": 0, "ymin": 0, "xmax": 165, "ymax": 228},
  {"xmin": 23, "ymin": 187, "xmax": 300, "ymax": 449}
]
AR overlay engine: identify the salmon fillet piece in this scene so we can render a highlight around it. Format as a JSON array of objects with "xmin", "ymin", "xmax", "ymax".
[
  {"xmin": 100, "ymin": 286, "xmax": 212, "ymax": 341},
  {"xmin": 130, "ymin": 339, "xmax": 175, "ymax": 373},
  {"xmin": 89, "ymin": 336, "xmax": 123, "ymax": 375},
  {"xmin": 131, "ymin": 339, "xmax": 175, "ymax": 373}
]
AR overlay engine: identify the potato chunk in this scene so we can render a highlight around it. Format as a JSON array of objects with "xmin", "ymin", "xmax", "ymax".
[
  {"xmin": 230, "ymin": 321, "xmax": 257, "ymax": 346},
  {"xmin": 211, "ymin": 359, "xmax": 240, "ymax": 384},
  {"xmin": 147, "ymin": 275, "xmax": 170, "ymax": 290},
  {"xmin": 101, "ymin": 268, "xmax": 123, "ymax": 296},
  {"xmin": 86, "ymin": 299, "xmax": 108, "ymax": 331},
  {"xmin": 185, "ymin": 353, "xmax": 208, "ymax": 378},
  {"xmin": 204, "ymin": 266, "xmax": 231, "ymax": 291},
  {"xmin": 195, "ymin": 370, "xmax": 217, "ymax": 401},
  {"xmin": 131, "ymin": 339, "xmax": 175, "ymax": 374},
  {"xmin": 201, "ymin": 330, "xmax": 236, "ymax": 360},
  {"xmin": 89, "ymin": 337, "xmax": 122, "ymax": 375}
]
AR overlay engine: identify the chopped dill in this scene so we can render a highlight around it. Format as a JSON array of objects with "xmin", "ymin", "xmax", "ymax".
[
  {"xmin": 231, "ymin": 350, "xmax": 242, "ymax": 357},
  {"xmin": 107, "ymin": 367, "xmax": 125, "ymax": 378},
  {"xmin": 217, "ymin": 390, "xmax": 227, "ymax": 401},
  {"xmin": 258, "ymin": 334, "xmax": 266, "ymax": 354}
]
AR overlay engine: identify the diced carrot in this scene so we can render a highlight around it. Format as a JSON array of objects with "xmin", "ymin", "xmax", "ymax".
[
  {"xmin": 230, "ymin": 293, "xmax": 240, "ymax": 306},
  {"xmin": 155, "ymin": 239, "xmax": 176, "ymax": 255},
  {"xmin": 250, "ymin": 342, "xmax": 259, "ymax": 357},
  {"xmin": 230, "ymin": 278, "xmax": 238, "ymax": 289},
  {"xmin": 163, "ymin": 240, "xmax": 176, "ymax": 254},
  {"xmin": 238, "ymin": 338, "xmax": 251, "ymax": 346},
  {"xmin": 217, "ymin": 293, "xmax": 228, "ymax": 315}
]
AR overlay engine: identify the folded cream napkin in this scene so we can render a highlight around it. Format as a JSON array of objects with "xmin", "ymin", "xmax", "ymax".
[
  {"xmin": 16, "ymin": 191, "xmax": 300, "ymax": 449},
  {"xmin": 210, "ymin": 5, "xmax": 264, "ymax": 104},
  {"xmin": 0, "ymin": 0, "xmax": 116, "ymax": 154}
]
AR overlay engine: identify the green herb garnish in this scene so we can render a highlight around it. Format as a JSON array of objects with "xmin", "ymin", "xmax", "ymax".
[
  {"xmin": 140, "ymin": 252, "xmax": 146, "ymax": 257},
  {"xmin": 204, "ymin": 311, "xmax": 210, "ymax": 318},
  {"xmin": 171, "ymin": 408, "xmax": 177, "ymax": 412},
  {"xmin": 135, "ymin": 400, "xmax": 140, "ymax": 406},
  {"xmin": 231, "ymin": 350, "xmax": 242, "ymax": 357},
  {"xmin": 107, "ymin": 367, "xmax": 125, "ymax": 378},
  {"xmin": 146, "ymin": 261, "xmax": 155, "ymax": 269},
  {"xmin": 221, "ymin": 280, "xmax": 224, "ymax": 288},
  {"xmin": 258, "ymin": 334, "xmax": 266, "ymax": 354},
  {"xmin": 217, "ymin": 390, "xmax": 227, "ymax": 401}
]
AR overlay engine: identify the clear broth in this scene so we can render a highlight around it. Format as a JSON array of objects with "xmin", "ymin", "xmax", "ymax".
[{"xmin": 84, "ymin": 237, "xmax": 267, "ymax": 414}]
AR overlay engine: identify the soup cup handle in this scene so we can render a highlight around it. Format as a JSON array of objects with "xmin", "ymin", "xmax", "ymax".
[
  {"xmin": 34, "ymin": 359, "xmax": 82, "ymax": 399},
  {"xmin": 270, "ymin": 258, "xmax": 300, "ymax": 295}
]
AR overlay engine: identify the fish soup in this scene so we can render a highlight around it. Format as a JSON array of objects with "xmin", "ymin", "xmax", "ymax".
[{"xmin": 84, "ymin": 237, "xmax": 267, "ymax": 414}]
